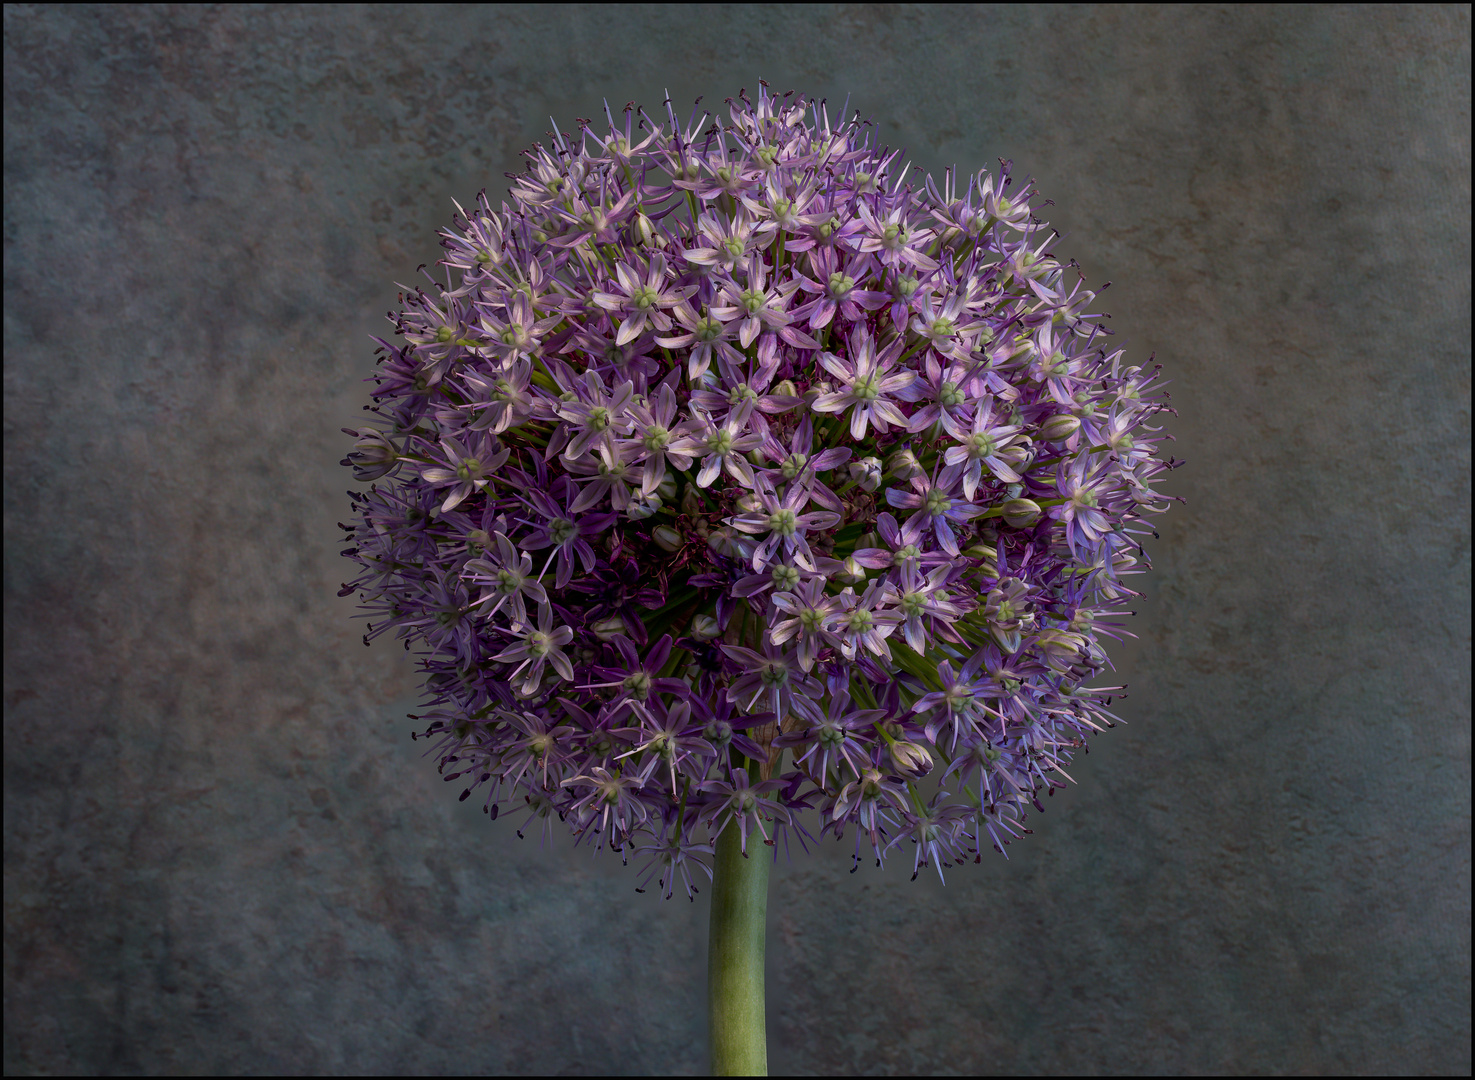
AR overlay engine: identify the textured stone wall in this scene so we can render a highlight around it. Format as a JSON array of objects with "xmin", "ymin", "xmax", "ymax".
[{"xmin": 4, "ymin": 5, "xmax": 1469, "ymax": 1074}]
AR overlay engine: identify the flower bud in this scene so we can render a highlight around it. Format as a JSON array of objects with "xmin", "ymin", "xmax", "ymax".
[
  {"xmin": 707, "ymin": 526, "xmax": 743, "ymax": 559},
  {"xmin": 848, "ymin": 456, "xmax": 883, "ymax": 492},
  {"xmin": 634, "ymin": 212, "xmax": 655, "ymax": 246},
  {"xmin": 652, "ymin": 525, "xmax": 685, "ymax": 552},
  {"xmin": 856, "ymin": 531, "xmax": 879, "ymax": 552},
  {"xmin": 1001, "ymin": 498, "xmax": 1042, "ymax": 528},
  {"xmin": 625, "ymin": 491, "xmax": 662, "ymax": 520},
  {"xmin": 1038, "ymin": 412, "xmax": 1081, "ymax": 442},
  {"xmin": 1035, "ymin": 628, "xmax": 1087, "ymax": 669},
  {"xmin": 589, "ymin": 616, "xmax": 626, "ymax": 642},
  {"xmin": 657, "ymin": 473, "xmax": 678, "ymax": 502},
  {"xmin": 837, "ymin": 555, "xmax": 867, "ymax": 585},
  {"xmin": 734, "ymin": 492, "xmax": 764, "ymax": 513},
  {"xmin": 990, "ymin": 626, "xmax": 1023, "ymax": 654},
  {"xmin": 889, "ymin": 740, "xmax": 935, "ymax": 780},
  {"xmin": 690, "ymin": 614, "xmax": 721, "ymax": 641},
  {"xmin": 681, "ymin": 485, "xmax": 704, "ymax": 518},
  {"xmin": 803, "ymin": 379, "xmax": 834, "ymax": 406},
  {"xmin": 887, "ymin": 446, "xmax": 923, "ymax": 482},
  {"xmin": 773, "ymin": 379, "xmax": 798, "ymax": 399},
  {"xmin": 341, "ymin": 429, "xmax": 401, "ymax": 481}
]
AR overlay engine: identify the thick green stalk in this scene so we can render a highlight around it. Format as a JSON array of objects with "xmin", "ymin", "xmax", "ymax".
[{"xmin": 708, "ymin": 817, "xmax": 769, "ymax": 1076}]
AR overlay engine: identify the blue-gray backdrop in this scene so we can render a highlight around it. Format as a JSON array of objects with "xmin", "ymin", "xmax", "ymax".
[{"xmin": 4, "ymin": 4, "xmax": 1470, "ymax": 1075}]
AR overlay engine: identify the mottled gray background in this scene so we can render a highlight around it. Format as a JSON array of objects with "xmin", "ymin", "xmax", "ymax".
[{"xmin": 3, "ymin": 4, "xmax": 1470, "ymax": 1075}]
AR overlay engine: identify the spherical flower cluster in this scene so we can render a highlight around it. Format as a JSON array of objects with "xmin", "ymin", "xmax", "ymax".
[{"xmin": 339, "ymin": 87, "xmax": 1178, "ymax": 898}]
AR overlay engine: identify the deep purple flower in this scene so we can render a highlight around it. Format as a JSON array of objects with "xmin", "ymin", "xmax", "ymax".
[
  {"xmin": 825, "ymin": 579, "xmax": 902, "ymax": 662},
  {"xmin": 767, "ymin": 576, "xmax": 849, "ymax": 672},
  {"xmin": 885, "ymin": 462, "xmax": 986, "ymax": 557},
  {"xmin": 463, "ymin": 531, "xmax": 549, "ymax": 629},
  {"xmin": 708, "ymin": 259, "xmax": 818, "ymax": 374},
  {"xmin": 758, "ymin": 413, "xmax": 851, "ymax": 512},
  {"xmin": 793, "ymin": 247, "xmax": 889, "ymax": 330},
  {"xmin": 656, "ymin": 299, "xmax": 746, "ymax": 381},
  {"xmin": 877, "ymin": 562, "xmax": 968, "ymax": 654},
  {"xmin": 941, "ymin": 397, "xmax": 1029, "ymax": 500},
  {"xmin": 591, "ymin": 252, "xmax": 693, "ymax": 346},
  {"xmin": 621, "ymin": 381, "xmax": 700, "ymax": 496},
  {"xmin": 773, "ymin": 688, "xmax": 886, "ymax": 787},
  {"xmin": 341, "ymin": 85, "xmax": 1177, "ymax": 889},
  {"xmin": 700, "ymin": 766, "xmax": 791, "ymax": 852},
  {"xmin": 721, "ymin": 638, "xmax": 826, "ymax": 722},
  {"xmin": 726, "ymin": 475, "xmax": 843, "ymax": 573},
  {"xmin": 516, "ymin": 485, "xmax": 615, "ymax": 591},
  {"xmin": 584, "ymin": 634, "xmax": 691, "ymax": 720},
  {"xmin": 478, "ymin": 289, "xmax": 564, "ymax": 364},
  {"xmin": 561, "ymin": 765, "xmax": 650, "ymax": 848},
  {"xmin": 490, "ymin": 602, "xmax": 575, "ymax": 697},
  {"xmin": 670, "ymin": 403, "xmax": 764, "ymax": 489},
  {"xmin": 418, "ymin": 433, "xmax": 511, "ymax": 513},
  {"xmin": 810, "ymin": 326, "xmax": 921, "ymax": 439}
]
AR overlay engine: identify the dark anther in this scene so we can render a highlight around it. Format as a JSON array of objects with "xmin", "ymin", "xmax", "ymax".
[{"xmin": 459, "ymin": 789, "xmax": 471, "ymax": 801}]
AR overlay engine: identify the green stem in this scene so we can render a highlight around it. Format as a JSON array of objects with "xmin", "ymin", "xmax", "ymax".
[{"xmin": 708, "ymin": 819, "xmax": 769, "ymax": 1076}]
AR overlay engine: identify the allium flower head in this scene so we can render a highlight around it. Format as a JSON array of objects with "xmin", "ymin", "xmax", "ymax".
[{"xmin": 341, "ymin": 86, "xmax": 1179, "ymax": 893}]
